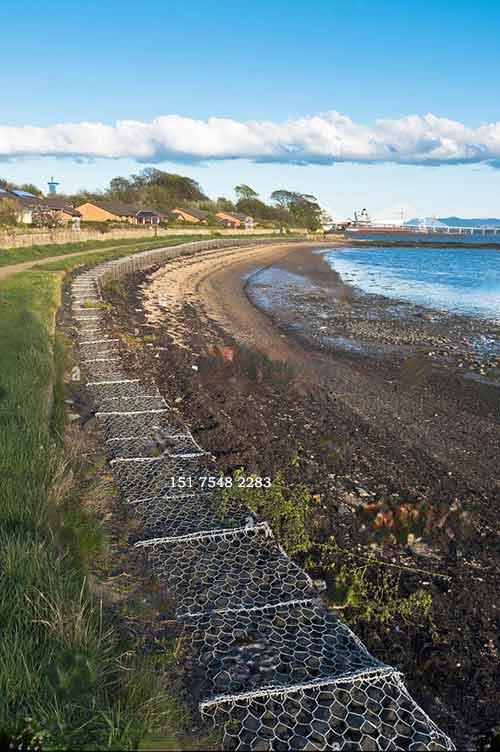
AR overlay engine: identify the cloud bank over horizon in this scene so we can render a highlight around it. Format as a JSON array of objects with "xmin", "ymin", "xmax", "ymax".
[{"xmin": 2, "ymin": 111, "xmax": 500, "ymax": 168}]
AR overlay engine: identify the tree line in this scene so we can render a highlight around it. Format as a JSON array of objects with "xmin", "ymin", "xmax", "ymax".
[{"xmin": 0, "ymin": 170, "xmax": 326, "ymax": 230}]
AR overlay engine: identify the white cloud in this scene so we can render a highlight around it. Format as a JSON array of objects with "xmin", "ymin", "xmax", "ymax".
[{"xmin": 1, "ymin": 111, "xmax": 500, "ymax": 166}]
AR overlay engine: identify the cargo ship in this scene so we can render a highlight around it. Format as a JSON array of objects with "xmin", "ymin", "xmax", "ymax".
[{"xmin": 343, "ymin": 209, "xmax": 500, "ymax": 245}]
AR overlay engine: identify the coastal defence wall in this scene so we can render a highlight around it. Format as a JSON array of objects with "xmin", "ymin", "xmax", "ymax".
[
  {"xmin": 0, "ymin": 225, "xmax": 302, "ymax": 250},
  {"xmin": 64, "ymin": 239, "xmax": 455, "ymax": 751}
]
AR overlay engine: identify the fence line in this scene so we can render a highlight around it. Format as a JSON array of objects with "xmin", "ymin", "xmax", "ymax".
[{"xmin": 0, "ymin": 225, "xmax": 290, "ymax": 250}]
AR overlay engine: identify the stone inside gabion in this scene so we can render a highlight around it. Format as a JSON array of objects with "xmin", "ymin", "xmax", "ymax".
[
  {"xmin": 96, "ymin": 409, "xmax": 182, "ymax": 439},
  {"xmin": 201, "ymin": 674, "xmax": 454, "ymax": 751},
  {"xmin": 106, "ymin": 431, "xmax": 202, "ymax": 460},
  {"xmin": 111, "ymin": 455, "xmax": 212, "ymax": 501},
  {"xmin": 101, "ymin": 393, "xmax": 166, "ymax": 411},
  {"xmin": 86, "ymin": 379, "xmax": 158, "ymax": 406},
  {"xmin": 185, "ymin": 602, "xmax": 386, "ymax": 699},
  {"xmin": 83, "ymin": 360, "xmax": 129, "ymax": 382},
  {"xmin": 79, "ymin": 341, "xmax": 122, "ymax": 359},
  {"xmin": 129, "ymin": 492, "xmax": 252, "ymax": 541},
  {"xmin": 69, "ymin": 268, "xmax": 455, "ymax": 752},
  {"xmin": 138, "ymin": 524, "xmax": 316, "ymax": 618}
]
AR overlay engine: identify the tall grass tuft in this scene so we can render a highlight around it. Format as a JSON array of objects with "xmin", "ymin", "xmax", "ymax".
[{"xmin": 0, "ymin": 271, "xmax": 189, "ymax": 749}]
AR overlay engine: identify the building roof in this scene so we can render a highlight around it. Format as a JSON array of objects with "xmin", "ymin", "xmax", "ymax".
[
  {"xmin": 80, "ymin": 200, "xmax": 164, "ymax": 218},
  {"xmin": 0, "ymin": 191, "xmax": 82, "ymax": 216},
  {"xmin": 0, "ymin": 191, "xmax": 44, "ymax": 208},
  {"xmin": 136, "ymin": 209, "xmax": 166, "ymax": 218},
  {"xmin": 217, "ymin": 211, "xmax": 253, "ymax": 222},
  {"xmin": 172, "ymin": 207, "xmax": 208, "ymax": 220},
  {"xmin": 10, "ymin": 189, "xmax": 40, "ymax": 199},
  {"xmin": 82, "ymin": 200, "xmax": 143, "ymax": 216},
  {"xmin": 42, "ymin": 197, "xmax": 81, "ymax": 216}
]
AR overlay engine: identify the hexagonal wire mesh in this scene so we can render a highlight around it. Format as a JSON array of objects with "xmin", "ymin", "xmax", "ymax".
[
  {"xmin": 127, "ymin": 490, "xmax": 251, "ymax": 542},
  {"xmin": 199, "ymin": 671, "xmax": 453, "ymax": 751},
  {"xmin": 67, "ymin": 263, "xmax": 454, "ymax": 751},
  {"xmin": 185, "ymin": 601, "xmax": 387, "ymax": 699},
  {"xmin": 135, "ymin": 522, "xmax": 317, "ymax": 619}
]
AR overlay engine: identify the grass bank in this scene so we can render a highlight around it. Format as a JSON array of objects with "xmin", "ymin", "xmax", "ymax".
[
  {"xmin": 0, "ymin": 234, "xmax": 172, "ymax": 266},
  {"xmin": 0, "ymin": 240, "xmax": 220, "ymax": 748},
  {"xmin": 0, "ymin": 232, "xmax": 282, "ymax": 268}
]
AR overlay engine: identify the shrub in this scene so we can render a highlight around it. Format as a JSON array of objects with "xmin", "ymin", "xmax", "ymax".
[{"xmin": 221, "ymin": 469, "xmax": 312, "ymax": 556}]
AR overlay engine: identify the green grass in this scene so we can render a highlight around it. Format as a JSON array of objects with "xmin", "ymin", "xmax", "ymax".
[
  {"xmin": 0, "ymin": 268, "xmax": 207, "ymax": 749},
  {"xmin": 34, "ymin": 233, "xmax": 286, "ymax": 273},
  {"xmin": 0, "ymin": 234, "xmax": 209, "ymax": 267},
  {"xmin": 221, "ymin": 469, "xmax": 312, "ymax": 556},
  {"xmin": 0, "ymin": 233, "xmax": 299, "ymax": 748},
  {"xmin": 36, "ymin": 244, "xmax": 173, "ymax": 272},
  {"xmin": 0, "ymin": 232, "xmax": 283, "ymax": 268}
]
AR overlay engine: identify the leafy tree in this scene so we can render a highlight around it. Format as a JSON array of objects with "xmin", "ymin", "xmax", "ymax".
[
  {"xmin": 236, "ymin": 197, "xmax": 275, "ymax": 220},
  {"xmin": 0, "ymin": 178, "xmax": 15, "ymax": 191},
  {"xmin": 0, "ymin": 165, "xmax": 324, "ymax": 231},
  {"xmin": 137, "ymin": 169, "xmax": 207, "ymax": 201},
  {"xmin": 235, "ymin": 184, "xmax": 259, "ymax": 201},
  {"xmin": 18, "ymin": 183, "xmax": 43, "ymax": 196},
  {"xmin": 216, "ymin": 196, "xmax": 235, "ymax": 211},
  {"xmin": 0, "ymin": 197, "xmax": 19, "ymax": 225},
  {"xmin": 271, "ymin": 189, "xmax": 321, "ymax": 229},
  {"xmin": 67, "ymin": 190, "xmax": 104, "ymax": 207},
  {"xmin": 270, "ymin": 189, "xmax": 296, "ymax": 208},
  {"xmin": 103, "ymin": 169, "xmax": 208, "ymax": 214},
  {"xmin": 290, "ymin": 195, "xmax": 322, "ymax": 230},
  {"xmin": 108, "ymin": 177, "xmax": 135, "ymax": 203}
]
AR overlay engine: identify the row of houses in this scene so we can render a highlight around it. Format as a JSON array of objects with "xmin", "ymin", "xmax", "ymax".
[
  {"xmin": 0, "ymin": 187, "xmax": 81, "ymax": 224},
  {"xmin": 77, "ymin": 201, "xmax": 255, "ymax": 229},
  {"xmin": 0, "ymin": 188, "xmax": 255, "ymax": 230}
]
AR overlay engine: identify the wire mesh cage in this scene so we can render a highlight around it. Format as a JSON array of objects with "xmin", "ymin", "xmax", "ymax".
[
  {"xmin": 185, "ymin": 601, "xmax": 388, "ymax": 700},
  {"xmin": 111, "ymin": 454, "xmax": 213, "ymax": 501},
  {"xmin": 67, "ymin": 257, "xmax": 455, "ymax": 752},
  {"xmin": 128, "ymin": 490, "xmax": 251, "ymax": 541},
  {"xmin": 135, "ymin": 523, "xmax": 317, "ymax": 618},
  {"xmin": 199, "ymin": 671, "xmax": 454, "ymax": 751}
]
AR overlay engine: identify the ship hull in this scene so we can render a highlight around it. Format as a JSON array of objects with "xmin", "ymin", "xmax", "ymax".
[{"xmin": 344, "ymin": 227, "xmax": 500, "ymax": 245}]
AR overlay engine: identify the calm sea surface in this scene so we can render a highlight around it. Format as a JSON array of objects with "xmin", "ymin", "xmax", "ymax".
[{"xmin": 325, "ymin": 246, "xmax": 500, "ymax": 321}]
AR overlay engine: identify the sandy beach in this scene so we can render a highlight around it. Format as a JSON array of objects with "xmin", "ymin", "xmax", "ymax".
[
  {"xmin": 142, "ymin": 241, "xmax": 500, "ymax": 489},
  {"xmin": 105, "ymin": 240, "xmax": 500, "ymax": 748}
]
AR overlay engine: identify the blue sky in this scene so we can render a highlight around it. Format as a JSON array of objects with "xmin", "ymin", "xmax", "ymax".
[{"xmin": 1, "ymin": 0, "xmax": 500, "ymax": 219}]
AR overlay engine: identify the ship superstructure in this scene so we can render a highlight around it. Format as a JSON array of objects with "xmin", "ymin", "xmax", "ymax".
[{"xmin": 344, "ymin": 210, "xmax": 500, "ymax": 244}]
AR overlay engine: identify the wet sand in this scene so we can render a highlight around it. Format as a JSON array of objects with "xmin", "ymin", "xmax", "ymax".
[
  {"xmin": 143, "ymin": 241, "xmax": 318, "ymax": 359},
  {"xmin": 144, "ymin": 241, "xmax": 500, "ymax": 490}
]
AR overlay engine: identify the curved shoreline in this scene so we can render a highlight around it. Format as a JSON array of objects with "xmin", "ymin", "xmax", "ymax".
[
  {"xmin": 246, "ymin": 246, "xmax": 500, "ymax": 380},
  {"xmin": 114, "ymin": 238, "xmax": 500, "ymax": 747},
  {"xmin": 141, "ymin": 239, "xmax": 500, "ymax": 488}
]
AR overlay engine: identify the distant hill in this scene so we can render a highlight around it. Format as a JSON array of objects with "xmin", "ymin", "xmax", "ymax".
[
  {"xmin": 440, "ymin": 216, "xmax": 500, "ymax": 227},
  {"xmin": 406, "ymin": 216, "xmax": 500, "ymax": 227},
  {"xmin": 405, "ymin": 217, "xmax": 446, "ymax": 227}
]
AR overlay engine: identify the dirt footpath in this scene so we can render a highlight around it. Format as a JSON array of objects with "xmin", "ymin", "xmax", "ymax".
[{"xmin": 0, "ymin": 246, "xmax": 131, "ymax": 282}]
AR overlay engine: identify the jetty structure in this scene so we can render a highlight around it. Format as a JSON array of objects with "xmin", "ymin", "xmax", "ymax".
[{"xmin": 343, "ymin": 209, "xmax": 500, "ymax": 244}]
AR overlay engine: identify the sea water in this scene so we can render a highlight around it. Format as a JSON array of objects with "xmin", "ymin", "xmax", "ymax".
[{"xmin": 325, "ymin": 246, "xmax": 500, "ymax": 321}]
